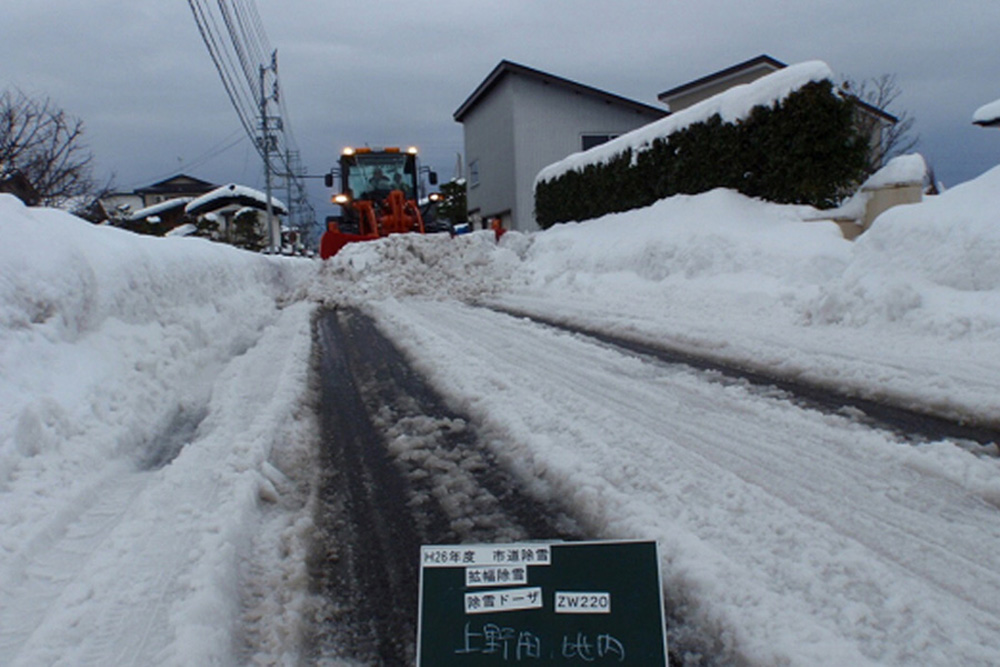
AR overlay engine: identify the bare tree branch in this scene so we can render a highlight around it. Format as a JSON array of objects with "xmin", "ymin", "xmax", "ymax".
[
  {"xmin": 1, "ymin": 88, "xmax": 103, "ymax": 210},
  {"xmin": 841, "ymin": 74, "xmax": 919, "ymax": 174}
]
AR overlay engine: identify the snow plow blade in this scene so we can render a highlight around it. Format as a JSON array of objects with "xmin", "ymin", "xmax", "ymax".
[{"xmin": 319, "ymin": 230, "xmax": 379, "ymax": 259}]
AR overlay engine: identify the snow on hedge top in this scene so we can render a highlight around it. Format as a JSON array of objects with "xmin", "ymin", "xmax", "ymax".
[
  {"xmin": 536, "ymin": 61, "xmax": 835, "ymax": 185},
  {"xmin": 973, "ymin": 97, "xmax": 1000, "ymax": 125}
]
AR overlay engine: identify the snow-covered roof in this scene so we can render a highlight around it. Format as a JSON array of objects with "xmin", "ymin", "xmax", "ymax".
[
  {"xmin": 536, "ymin": 61, "xmax": 835, "ymax": 185},
  {"xmin": 973, "ymin": 98, "xmax": 1000, "ymax": 127},
  {"xmin": 165, "ymin": 222, "xmax": 198, "ymax": 237},
  {"xmin": 128, "ymin": 197, "xmax": 193, "ymax": 221},
  {"xmin": 185, "ymin": 183, "xmax": 287, "ymax": 216}
]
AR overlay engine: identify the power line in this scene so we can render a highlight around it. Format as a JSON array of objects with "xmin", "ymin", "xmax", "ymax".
[
  {"xmin": 124, "ymin": 129, "xmax": 247, "ymax": 189},
  {"xmin": 186, "ymin": 0, "xmax": 317, "ymax": 245}
]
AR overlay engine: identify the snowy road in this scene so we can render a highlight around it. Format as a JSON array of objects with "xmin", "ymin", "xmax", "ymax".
[
  {"xmin": 309, "ymin": 308, "xmax": 583, "ymax": 665},
  {"xmin": 6, "ymin": 170, "xmax": 1000, "ymax": 664},
  {"xmin": 363, "ymin": 297, "xmax": 1000, "ymax": 665}
]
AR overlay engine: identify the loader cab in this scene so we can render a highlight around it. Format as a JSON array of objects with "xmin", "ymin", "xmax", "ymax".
[
  {"xmin": 339, "ymin": 147, "xmax": 419, "ymax": 202},
  {"xmin": 325, "ymin": 146, "xmax": 438, "ymax": 239}
]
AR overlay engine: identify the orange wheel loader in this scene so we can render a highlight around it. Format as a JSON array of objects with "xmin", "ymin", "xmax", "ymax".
[{"xmin": 320, "ymin": 146, "xmax": 438, "ymax": 259}]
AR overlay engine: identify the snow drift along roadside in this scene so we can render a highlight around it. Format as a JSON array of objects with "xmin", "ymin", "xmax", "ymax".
[{"xmin": 0, "ymin": 196, "xmax": 318, "ymax": 665}]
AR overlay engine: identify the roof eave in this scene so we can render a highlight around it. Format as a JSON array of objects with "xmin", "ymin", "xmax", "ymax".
[
  {"xmin": 658, "ymin": 54, "xmax": 787, "ymax": 101},
  {"xmin": 454, "ymin": 60, "xmax": 667, "ymax": 123}
]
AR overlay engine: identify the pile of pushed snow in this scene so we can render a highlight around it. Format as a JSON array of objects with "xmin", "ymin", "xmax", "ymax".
[
  {"xmin": 518, "ymin": 188, "xmax": 847, "ymax": 288},
  {"xmin": 537, "ymin": 61, "xmax": 834, "ymax": 184},
  {"xmin": 314, "ymin": 189, "xmax": 849, "ymax": 310},
  {"xmin": 313, "ymin": 230, "xmax": 528, "ymax": 305},
  {"xmin": 806, "ymin": 165, "xmax": 1000, "ymax": 336}
]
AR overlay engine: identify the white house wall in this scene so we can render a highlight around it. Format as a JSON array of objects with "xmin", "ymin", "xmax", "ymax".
[
  {"xmin": 510, "ymin": 74, "xmax": 663, "ymax": 231},
  {"xmin": 463, "ymin": 79, "xmax": 517, "ymax": 230}
]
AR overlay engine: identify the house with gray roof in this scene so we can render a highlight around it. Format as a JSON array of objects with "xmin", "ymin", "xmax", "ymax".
[{"xmin": 454, "ymin": 61, "xmax": 667, "ymax": 232}]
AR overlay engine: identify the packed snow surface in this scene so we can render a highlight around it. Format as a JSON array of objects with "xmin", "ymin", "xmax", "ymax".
[{"xmin": 4, "ymin": 160, "xmax": 1000, "ymax": 665}]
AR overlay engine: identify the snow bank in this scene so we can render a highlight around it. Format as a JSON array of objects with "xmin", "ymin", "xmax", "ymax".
[
  {"xmin": 536, "ymin": 61, "xmax": 834, "ymax": 184},
  {"xmin": 808, "ymin": 164, "xmax": 1000, "ymax": 333},
  {"xmin": 0, "ymin": 195, "xmax": 317, "ymax": 664},
  {"xmin": 520, "ymin": 188, "xmax": 846, "ymax": 286}
]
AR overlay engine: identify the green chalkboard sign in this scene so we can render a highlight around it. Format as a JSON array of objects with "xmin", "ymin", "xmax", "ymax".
[{"xmin": 417, "ymin": 540, "xmax": 667, "ymax": 665}]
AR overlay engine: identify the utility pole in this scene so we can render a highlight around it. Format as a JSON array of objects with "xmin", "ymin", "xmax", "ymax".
[
  {"xmin": 285, "ymin": 148, "xmax": 294, "ymax": 229},
  {"xmin": 259, "ymin": 51, "xmax": 279, "ymax": 252}
]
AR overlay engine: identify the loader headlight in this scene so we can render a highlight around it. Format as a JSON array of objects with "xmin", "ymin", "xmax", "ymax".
[{"xmin": 333, "ymin": 193, "xmax": 351, "ymax": 205}]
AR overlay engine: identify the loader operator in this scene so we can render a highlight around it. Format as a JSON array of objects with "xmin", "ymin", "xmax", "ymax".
[{"xmin": 367, "ymin": 168, "xmax": 391, "ymax": 196}]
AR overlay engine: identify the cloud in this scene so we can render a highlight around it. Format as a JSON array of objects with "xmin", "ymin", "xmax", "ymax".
[{"xmin": 2, "ymin": 0, "xmax": 997, "ymax": 219}]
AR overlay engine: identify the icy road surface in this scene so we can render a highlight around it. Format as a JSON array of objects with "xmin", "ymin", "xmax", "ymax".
[{"xmin": 363, "ymin": 297, "xmax": 1000, "ymax": 666}]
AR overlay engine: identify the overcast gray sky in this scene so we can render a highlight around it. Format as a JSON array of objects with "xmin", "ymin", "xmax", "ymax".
[{"xmin": 3, "ymin": 1, "xmax": 998, "ymax": 221}]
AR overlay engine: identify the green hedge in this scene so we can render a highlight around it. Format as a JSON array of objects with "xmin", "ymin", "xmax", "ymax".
[{"xmin": 534, "ymin": 80, "xmax": 868, "ymax": 228}]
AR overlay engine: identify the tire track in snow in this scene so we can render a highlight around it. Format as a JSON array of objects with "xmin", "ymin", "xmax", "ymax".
[
  {"xmin": 479, "ymin": 306, "xmax": 1000, "ymax": 611},
  {"xmin": 309, "ymin": 308, "xmax": 585, "ymax": 665},
  {"xmin": 494, "ymin": 306, "xmax": 1000, "ymax": 450},
  {"xmin": 0, "ymin": 463, "xmax": 148, "ymax": 663}
]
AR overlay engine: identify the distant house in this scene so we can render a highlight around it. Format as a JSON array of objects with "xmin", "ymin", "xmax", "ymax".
[
  {"xmin": 185, "ymin": 183, "xmax": 287, "ymax": 246},
  {"xmin": 658, "ymin": 54, "xmax": 788, "ymax": 111},
  {"xmin": 454, "ymin": 60, "xmax": 667, "ymax": 232},
  {"xmin": 0, "ymin": 168, "xmax": 41, "ymax": 206},
  {"xmin": 134, "ymin": 174, "xmax": 217, "ymax": 208},
  {"xmin": 661, "ymin": 55, "xmax": 898, "ymax": 167}
]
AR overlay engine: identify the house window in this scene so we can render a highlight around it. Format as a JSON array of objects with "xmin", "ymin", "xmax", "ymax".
[
  {"xmin": 581, "ymin": 134, "xmax": 619, "ymax": 151},
  {"xmin": 469, "ymin": 159, "xmax": 480, "ymax": 187}
]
